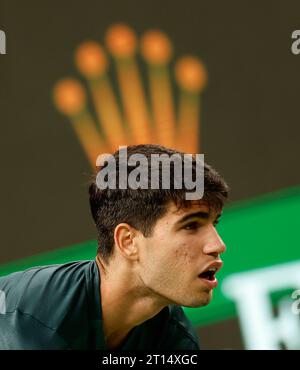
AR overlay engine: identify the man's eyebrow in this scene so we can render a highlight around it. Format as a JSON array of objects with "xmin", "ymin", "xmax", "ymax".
[{"xmin": 176, "ymin": 211, "xmax": 222, "ymax": 225}]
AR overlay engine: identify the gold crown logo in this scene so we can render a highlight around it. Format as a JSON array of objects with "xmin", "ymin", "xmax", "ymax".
[{"xmin": 53, "ymin": 23, "xmax": 207, "ymax": 168}]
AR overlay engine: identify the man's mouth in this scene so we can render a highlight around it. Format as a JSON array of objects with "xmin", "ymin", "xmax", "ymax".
[
  {"xmin": 197, "ymin": 262, "xmax": 222, "ymax": 289},
  {"xmin": 198, "ymin": 267, "xmax": 217, "ymax": 281}
]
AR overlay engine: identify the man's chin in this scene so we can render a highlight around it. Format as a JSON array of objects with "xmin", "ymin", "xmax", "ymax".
[{"xmin": 182, "ymin": 292, "xmax": 213, "ymax": 308}]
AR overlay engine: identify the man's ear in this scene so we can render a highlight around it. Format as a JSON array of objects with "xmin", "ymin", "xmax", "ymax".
[{"xmin": 114, "ymin": 223, "xmax": 139, "ymax": 261}]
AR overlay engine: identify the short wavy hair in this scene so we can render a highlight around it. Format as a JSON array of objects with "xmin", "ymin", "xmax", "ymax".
[{"xmin": 89, "ymin": 144, "xmax": 229, "ymax": 263}]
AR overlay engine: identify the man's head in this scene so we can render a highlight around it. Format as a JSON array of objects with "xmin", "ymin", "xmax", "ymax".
[{"xmin": 89, "ymin": 144, "xmax": 229, "ymax": 307}]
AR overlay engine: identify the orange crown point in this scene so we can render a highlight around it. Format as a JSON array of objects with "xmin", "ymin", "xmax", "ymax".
[
  {"xmin": 53, "ymin": 78, "xmax": 86, "ymax": 116},
  {"xmin": 175, "ymin": 56, "xmax": 207, "ymax": 92},
  {"xmin": 105, "ymin": 23, "xmax": 137, "ymax": 58},
  {"xmin": 75, "ymin": 41, "xmax": 108, "ymax": 78},
  {"xmin": 140, "ymin": 29, "xmax": 172, "ymax": 65}
]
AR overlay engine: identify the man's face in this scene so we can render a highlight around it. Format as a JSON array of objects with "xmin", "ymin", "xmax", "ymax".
[{"xmin": 137, "ymin": 201, "xmax": 226, "ymax": 308}]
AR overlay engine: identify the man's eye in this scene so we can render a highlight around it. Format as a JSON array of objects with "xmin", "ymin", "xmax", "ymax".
[{"xmin": 183, "ymin": 222, "xmax": 201, "ymax": 230}]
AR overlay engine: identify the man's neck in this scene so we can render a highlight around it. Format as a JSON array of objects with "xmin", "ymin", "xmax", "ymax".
[{"xmin": 95, "ymin": 257, "xmax": 168, "ymax": 349}]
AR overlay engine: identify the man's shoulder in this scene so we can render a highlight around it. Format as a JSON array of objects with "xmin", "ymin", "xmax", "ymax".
[
  {"xmin": 0, "ymin": 260, "xmax": 101, "ymax": 349},
  {"xmin": 0, "ymin": 260, "xmax": 94, "ymax": 327}
]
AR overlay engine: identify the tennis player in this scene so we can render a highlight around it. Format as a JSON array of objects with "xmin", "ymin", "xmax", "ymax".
[{"xmin": 0, "ymin": 144, "xmax": 229, "ymax": 349}]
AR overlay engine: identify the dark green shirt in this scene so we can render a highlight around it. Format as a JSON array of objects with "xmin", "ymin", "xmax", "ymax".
[{"xmin": 0, "ymin": 260, "xmax": 200, "ymax": 350}]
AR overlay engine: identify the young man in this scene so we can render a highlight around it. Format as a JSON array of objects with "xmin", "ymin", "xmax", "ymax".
[{"xmin": 0, "ymin": 144, "xmax": 229, "ymax": 350}]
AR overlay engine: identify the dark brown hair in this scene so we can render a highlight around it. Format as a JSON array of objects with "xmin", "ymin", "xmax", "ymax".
[{"xmin": 89, "ymin": 144, "xmax": 229, "ymax": 262}]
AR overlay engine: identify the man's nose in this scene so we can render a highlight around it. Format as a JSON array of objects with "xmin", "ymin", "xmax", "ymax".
[{"xmin": 202, "ymin": 227, "xmax": 226, "ymax": 256}]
